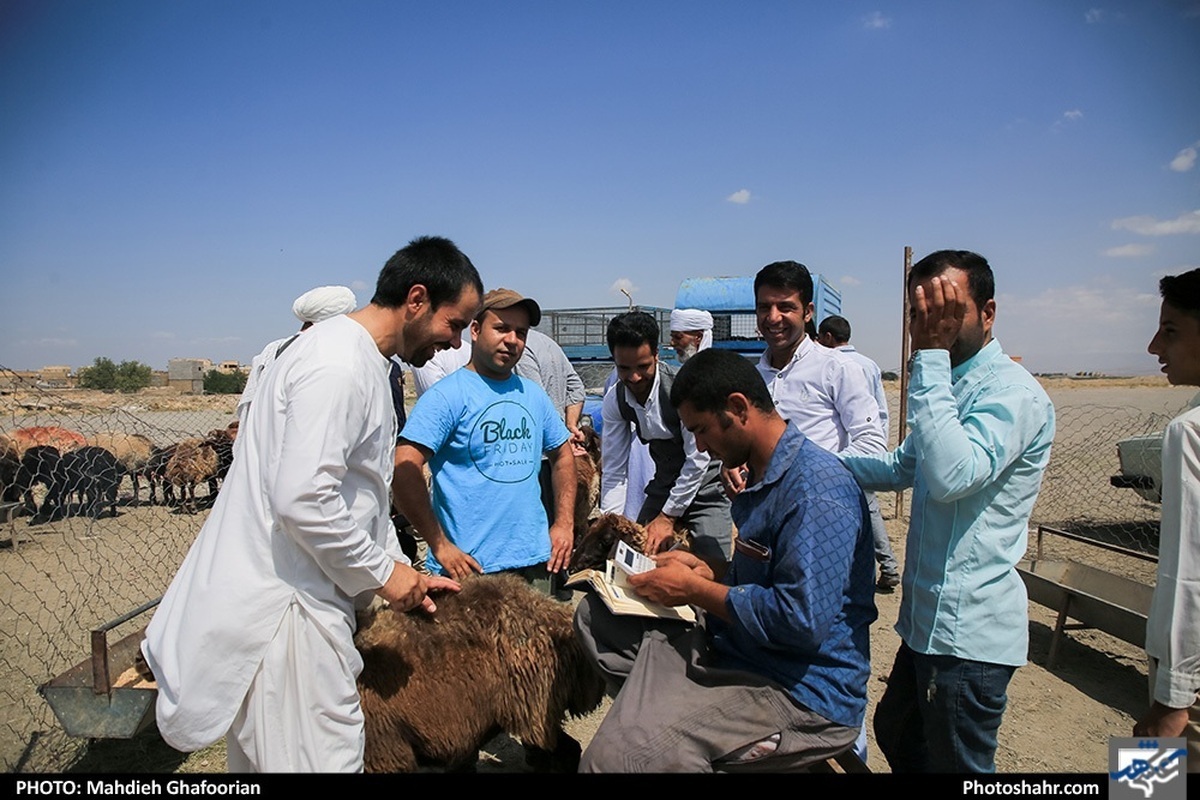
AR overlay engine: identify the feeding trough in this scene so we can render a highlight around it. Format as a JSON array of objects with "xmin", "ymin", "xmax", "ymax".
[
  {"xmin": 39, "ymin": 599, "xmax": 159, "ymax": 739},
  {"xmin": 1017, "ymin": 527, "xmax": 1155, "ymax": 669}
]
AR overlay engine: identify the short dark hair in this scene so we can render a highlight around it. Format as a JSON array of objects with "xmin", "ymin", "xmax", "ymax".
[
  {"xmin": 754, "ymin": 261, "xmax": 814, "ymax": 306},
  {"xmin": 371, "ymin": 235, "xmax": 484, "ymax": 311},
  {"xmin": 907, "ymin": 250, "xmax": 994, "ymax": 308},
  {"xmin": 818, "ymin": 314, "xmax": 851, "ymax": 344},
  {"xmin": 1160, "ymin": 269, "xmax": 1200, "ymax": 317},
  {"xmin": 670, "ymin": 349, "xmax": 774, "ymax": 414},
  {"xmin": 606, "ymin": 311, "xmax": 660, "ymax": 353}
]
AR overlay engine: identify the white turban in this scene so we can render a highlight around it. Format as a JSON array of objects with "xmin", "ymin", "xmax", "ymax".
[
  {"xmin": 292, "ymin": 285, "xmax": 357, "ymax": 324},
  {"xmin": 670, "ymin": 308, "xmax": 714, "ymax": 351}
]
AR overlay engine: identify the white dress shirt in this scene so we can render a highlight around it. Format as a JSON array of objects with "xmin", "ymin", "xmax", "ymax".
[
  {"xmin": 757, "ymin": 335, "xmax": 886, "ymax": 456},
  {"xmin": 599, "ymin": 367, "xmax": 711, "ymax": 518}
]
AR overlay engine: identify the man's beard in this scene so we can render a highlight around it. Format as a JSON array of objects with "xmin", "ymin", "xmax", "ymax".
[{"xmin": 677, "ymin": 343, "xmax": 698, "ymax": 363}]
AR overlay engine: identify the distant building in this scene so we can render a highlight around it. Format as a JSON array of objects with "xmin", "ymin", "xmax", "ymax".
[
  {"xmin": 0, "ymin": 370, "xmax": 38, "ymax": 392},
  {"xmin": 168, "ymin": 358, "xmax": 210, "ymax": 394},
  {"xmin": 215, "ymin": 360, "xmax": 242, "ymax": 374},
  {"xmin": 40, "ymin": 365, "xmax": 73, "ymax": 387}
]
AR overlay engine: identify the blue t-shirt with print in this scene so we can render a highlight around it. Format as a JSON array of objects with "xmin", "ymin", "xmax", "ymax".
[{"xmin": 399, "ymin": 367, "xmax": 570, "ymax": 575}]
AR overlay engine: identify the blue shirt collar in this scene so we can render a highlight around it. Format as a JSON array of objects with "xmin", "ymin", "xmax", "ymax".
[
  {"xmin": 748, "ymin": 421, "xmax": 806, "ymax": 492},
  {"xmin": 950, "ymin": 338, "xmax": 1004, "ymax": 384}
]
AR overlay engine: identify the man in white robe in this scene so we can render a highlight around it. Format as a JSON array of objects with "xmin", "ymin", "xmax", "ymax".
[
  {"xmin": 141, "ymin": 236, "xmax": 483, "ymax": 772},
  {"xmin": 235, "ymin": 285, "xmax": 358, "ymax": 427}
]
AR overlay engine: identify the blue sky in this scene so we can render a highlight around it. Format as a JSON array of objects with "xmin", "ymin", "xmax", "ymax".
[{"xmin": 2, "ymin": 1, "xmax": 1197, "ymax": 376}]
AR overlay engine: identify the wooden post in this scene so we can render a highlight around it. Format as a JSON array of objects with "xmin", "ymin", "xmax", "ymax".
[{"xmin": 895, "ymin": 246, "xmax": 912, "ymax": 518}]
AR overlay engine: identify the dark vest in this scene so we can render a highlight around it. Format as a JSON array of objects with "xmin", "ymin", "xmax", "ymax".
[{"xmin": 614, "ymin": 361, "xmax": 721, "ymax": 501}]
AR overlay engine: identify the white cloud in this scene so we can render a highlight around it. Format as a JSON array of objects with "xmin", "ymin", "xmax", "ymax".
[
  {"xmin": 1112, "ymin": 210, "xmax": 1200, "ymax": 236},
  {"xmin": 1051, "ymin": 109, "xmax": 1083, "ymax": 132},
  {"xmin": 1001, "ymin": 281, "xmax": 1157, "ymax": 325},
  {"xmin": 1084, "ymin": 8, "xmax": 1106, "ymax": 24},
  {"xmin": 839, "ymin": 276, "xmax": 862, "ymax": 286},
  {"xmin": 610, "ymin": 278, "xmax": 638, "ymax": 303},
  {"xmin": 726, "ymin": 189, "xmax": 751, "ymax": 205},
  {"xmin": 151, "ymin": 331, "xmax": 177, "ymax": 340},
  {"xmin": 350, "ymin": 279, "xmax": 371, "ymax": 292},
  {"xmin": 862, "ymin": 12, "xmax": 891, "ymax": 30},
  {"xmin": 1104, "ymin": 243, "xmax": 1155, "ymax": 257},
  {"xmin": 31, "ymin": 338, "xmax": 78, "ymax": 347},
  {"xmin": 1169, "ymin": 142, "xmax": 1199, "ymax": 172},
  {"xmin": 997, "ymin": 280, "xmax": 1161, "ymax": 371}
]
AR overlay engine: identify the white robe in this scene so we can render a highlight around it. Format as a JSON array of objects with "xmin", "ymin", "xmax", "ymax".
[
  {"xmin": 235, "ymin": 334, "xmax": 294, "ymax": 427},
  {"xmin": 143, "ymin": 315, "xmax": 406, "ymax": 757}
]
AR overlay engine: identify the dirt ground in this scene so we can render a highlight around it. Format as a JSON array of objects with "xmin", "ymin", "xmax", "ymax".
[
  {"xmin": 165, "ymin": 510, "xmax": 1157, "ymax": 774},
  {"xmin": 1, "ymin": 378, "xmax": 1194, "ymax": 773}
]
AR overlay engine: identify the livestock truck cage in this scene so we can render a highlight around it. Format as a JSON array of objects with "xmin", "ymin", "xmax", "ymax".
[{"xmin": 540, "ymin": 274, "xmax": 842, "ymax": 367}]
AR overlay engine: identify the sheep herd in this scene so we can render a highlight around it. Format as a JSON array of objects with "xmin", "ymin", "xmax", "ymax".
[{"xmin": 0, "ymin": 423, "xmax": 239, "ymax": 522}]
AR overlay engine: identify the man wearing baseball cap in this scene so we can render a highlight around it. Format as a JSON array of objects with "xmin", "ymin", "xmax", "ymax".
[{"xmin": 393, "ymin": 288, "xmax": 577, "ymax": 591}]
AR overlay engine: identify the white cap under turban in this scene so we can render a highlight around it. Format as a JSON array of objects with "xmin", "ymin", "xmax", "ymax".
[
  {"xmin": 292, "ymin": 285, "xmax": 357, "ymax": 324},
  {"xmin": 670, "ymin": 308, "xmax": 714, "ymax": 351}
]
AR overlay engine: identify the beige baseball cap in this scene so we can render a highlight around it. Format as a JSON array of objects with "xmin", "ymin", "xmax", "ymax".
[{"xmin": 477, "ymin": 287, "xmax": 541, "ymax": 326}]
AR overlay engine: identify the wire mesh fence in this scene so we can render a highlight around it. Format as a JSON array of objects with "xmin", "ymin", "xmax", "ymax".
[
  {"xmin": 1, "ymin": 368, "xmax": 237, "ymax": 772},
  {"xmin": 1027, "ymin": 400, "xmax": 1173, "ymax": 571},
  {"xmin": 0, "ymin": 367, "xmax": 1186, "ymax": 772}
]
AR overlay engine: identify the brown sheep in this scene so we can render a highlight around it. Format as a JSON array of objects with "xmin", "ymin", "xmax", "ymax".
[
  {"xmin": 86, "ymin": 432, "xmax": 155, "ymax": 505},
  {"xmin": 141, "ymin": 444, "xmax": 177, "ymax": 506},
  {"xmin": 201, "ymin": 427, "xmax": 236, "ymax": 497},
  {"xmin": 164, "ymin": 438, "xmax": 219, "ymax": 514},
  {"xmin": 571, "ymin": 425, "xmax": 602, "ymax": 538},
  {"xmin": 355, "ymin": 573, "xmax": 605, "ymax": 773},
  {"xmin": 568, "ymin": 512, "xmax": 693, "ymax": 574}
]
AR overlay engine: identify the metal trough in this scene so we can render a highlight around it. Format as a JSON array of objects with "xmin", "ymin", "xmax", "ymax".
[
  {"xmin": 1017, "ymin": 527, "xmax": 1155, "ymax": 669},
  {"xmin": 38, "ymin": 600, "xmax": 159, "ymax": 739}
]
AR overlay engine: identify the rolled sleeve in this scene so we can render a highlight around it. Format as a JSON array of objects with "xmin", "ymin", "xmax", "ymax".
[
  {"xmin": 831, "ymin": 360, "xmax": 887, "ymax": 457},
  {"xmin": 662, "ymin": 427, "xmax": 710, "ymax": 518}
]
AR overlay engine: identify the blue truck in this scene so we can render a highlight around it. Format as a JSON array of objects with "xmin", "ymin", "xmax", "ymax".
[{"xmin": 542, "ymin": 273, "xmax": 842, "ymax": 363}]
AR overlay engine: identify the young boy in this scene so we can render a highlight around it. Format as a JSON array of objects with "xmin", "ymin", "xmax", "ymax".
[{"xmin": 1134, "ymin": 268, "xmax": 1200, "ymax": 771}]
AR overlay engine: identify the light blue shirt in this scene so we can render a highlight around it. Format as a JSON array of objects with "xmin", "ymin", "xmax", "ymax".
[
  {"xmin": 841, "ymin": 339, "xmax": 1054, "ymax": 666},
  {"xmin": 400, "ymin": 369, "xmax": 570, "ymax": 575}
]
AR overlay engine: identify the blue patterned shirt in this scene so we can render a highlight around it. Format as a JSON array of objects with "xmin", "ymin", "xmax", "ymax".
[
  {"xmin": 710, "ymin": 422, "xmax": 877, "ymax": 729},
  {"xmin": 842, "ymin": 340, "xmax": 1055, "ymax": 666}
]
